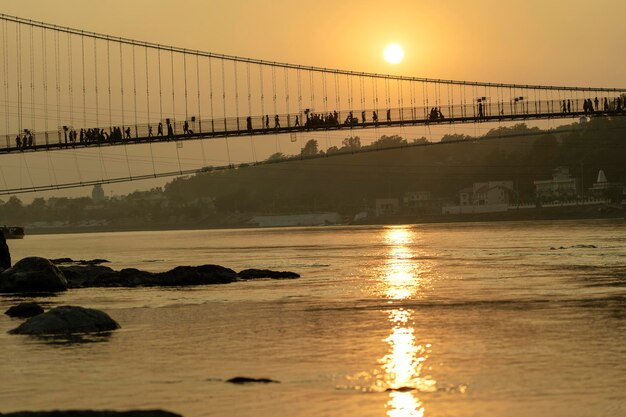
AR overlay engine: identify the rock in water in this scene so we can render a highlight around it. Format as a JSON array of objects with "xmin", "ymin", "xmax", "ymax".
[
  {"xmin": 0, "ymin": 257, "xmax": 68, "ymax": 293},
  {"xmin": 225, "ymin": 376, "xmax": 280, "ymax": 384},
  {"xmin": 238, "ymin": 269, "xmax": 300, "ymax": 279},
  {"xmin": 8, "ymin": 306, "xmax": 120, "ymax": 335},
  {"xmin": 0, "ymin": 411, "xmax": 182, "ymax": 417},
  {"xmin": 5, "ymin": 302, "xmax": 44, "ymax": 318},
  {"xmin": 0, "ymin": 231, "xmax": 10, "ymax": 270}
]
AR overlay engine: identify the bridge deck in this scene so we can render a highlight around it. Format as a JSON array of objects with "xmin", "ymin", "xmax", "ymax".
[{"xmin": 1, "ymin": 110, "xmax": 618, "ymax": 156}]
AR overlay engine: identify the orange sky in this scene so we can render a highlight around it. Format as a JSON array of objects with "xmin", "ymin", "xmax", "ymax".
[
  {"xmin": 2, "ymin": 0, "xmax": 625, "ymax": 88},
  {"xmin": 1, "ymin": 0, "xmax": 625, "ymax": 201}
]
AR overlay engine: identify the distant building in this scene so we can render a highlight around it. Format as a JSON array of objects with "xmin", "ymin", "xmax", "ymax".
[
  {"xmin": 534, "ymin": 167, "xmax": 578, "ymax": 201},
  {"xmin": 442, "ymin": 180, "xmax": 513, "ymax": 214},
  {"xmin": 589, "ymin": 170, "xmax": 624, "ymax": 201},
  {"xmin": 460, "ymin": 181, "xmax": 513, "ymax": 206},
  {"xmin": 91, "ymin": 184, "xmax": 105, "ymax": 201},
  {"xmin": 403, "ymin": 191, "xmax": 432, "ymax": 208},
  {"xmin": 375, "ymin": 198, "xmax": 400, "ymax": 216}
]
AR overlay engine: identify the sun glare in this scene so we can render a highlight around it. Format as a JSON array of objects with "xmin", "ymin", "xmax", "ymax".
[{"xmin": 384, "ymin": 44, "xmax": 404, "ymax": 65}]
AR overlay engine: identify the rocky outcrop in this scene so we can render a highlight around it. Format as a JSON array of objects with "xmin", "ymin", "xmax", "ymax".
[
  {"xmin": 5, "ymin": 302, "xmax": 44, "ymax": 318},
  {"xmin": 0, "ymin": 411, "xmax": 182, "ymax": 417},
  {"xmin": 238, "ymin": 269, "xmax": 300, "ymax": 280},
  {"xmin": 1, "ymin": 257, "xmax": 300, "ymax": 291},
  {"xmin": 0, "ymin": 257, "xmax": 67, "ymax": 293},
  {"xmin": 60, "ymin": 264, "xmax": 239, "ymax": 288},
  {"xmin": 0, "ymin": 231, "xmax": 11, "ymax": 270},
  {"xmin": 50, "ymin": 258, "xmax": 110, "ymax": 266},
  {"xmin": 8, "ymin": 305, "xmax": 120, "ymax": 335},
  {"xmin": 225, "ymin": 376, "xmax": 280, "ymax": 384}
]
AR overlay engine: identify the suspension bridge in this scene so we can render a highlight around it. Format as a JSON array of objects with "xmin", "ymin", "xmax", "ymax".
[{"xmin": 0, "ymin": 13, "xmax": 625, "ymax": 195}]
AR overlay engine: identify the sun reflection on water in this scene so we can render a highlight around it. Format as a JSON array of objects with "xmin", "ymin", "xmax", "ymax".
[{"xmin": 381, "ymin": 227, "xmax": 436, "ymax": 417}]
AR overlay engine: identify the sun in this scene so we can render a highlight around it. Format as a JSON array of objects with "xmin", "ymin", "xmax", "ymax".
[{"xmin": 384, "ymin": 44, "xmax": 404, "ymax": 64}]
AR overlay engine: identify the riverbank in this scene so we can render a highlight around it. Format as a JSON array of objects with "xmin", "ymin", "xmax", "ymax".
[{"xmin": 21, "ymin": 203, "xmax": 624, "ymax": 235}]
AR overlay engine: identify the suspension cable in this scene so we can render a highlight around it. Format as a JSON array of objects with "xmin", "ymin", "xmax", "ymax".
[
  {"xmin": 29, "ymin": 25, "xmax": 35, "ymax": 140},
  {"xmin": 93, "ymin": 38, "xmax": 100, "ymax": 127},
  {"xmin": 132, "ymin": 44, "xmax": 138, "ymax": 136},
  {"xmin": 81, "ymin": 34, "xmax": 86, "ymax": 127},
  {"xmin": 16, "ymin": 22, "xmax": 23, "ymax": 134}
]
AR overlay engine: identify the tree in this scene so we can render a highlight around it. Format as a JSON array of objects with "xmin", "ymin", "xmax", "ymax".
[
  {"xmin": 266, "ymin": 152, "xmax": 287, "ymax": 162},
  {"xmin": 370, "ymin": 134, "xmax": 406, "ymax": 148},
  {"xmin": 300, "ymin": 139, "xmax": 319, "ymax": 157},
  {"xmin": 341, "ymin": 136, "xmax": 361, "ymax": 151},
  {"xmin": 440, "ymin": 133, "xmax": 471, "ymax": 143}
]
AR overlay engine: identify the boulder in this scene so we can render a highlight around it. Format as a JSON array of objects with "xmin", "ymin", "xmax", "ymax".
[
  {"xmin": 59, "ymin": 265, "xmax": 117, "ymax": 288},
  {"xmin": 0, "ymin": 411, "xmax": 182, "ymax": 417},
  {"xmin": 158, "ymin": 265, "xmax": 238, "ymax": 286},
  {"xmin": 5, "ymin": 302, "xmax": 44, "ymax": 318},
  {"xmin": 0, "ymin": 257, "xmax": 67, "ymax": 293},
  {"xmin": 238, "ymin": 269, "xmax": 300, "ymax": 280},
  {"xmin": 8, "ymin": 305, "xmax": 120, "ymax": 335}
]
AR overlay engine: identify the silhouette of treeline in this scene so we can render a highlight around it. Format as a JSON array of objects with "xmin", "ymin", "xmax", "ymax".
[
  {"xmin": 163, "ymin": 117, "xmax": 626, "ymax": 214},
  {"xmin": 1, "ymin": 116, "xmax": 625, "ymax": 228}
]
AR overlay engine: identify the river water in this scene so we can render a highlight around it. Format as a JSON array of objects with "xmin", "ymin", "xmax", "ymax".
[{"xmin": 1, "ymin": 220, "xmax": 625, "ymax": 417}]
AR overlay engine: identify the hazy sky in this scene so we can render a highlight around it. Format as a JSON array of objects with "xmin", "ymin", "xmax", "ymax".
[
  {"xmin": 3, "ymin": 0, "xmax": 625, "ymax": 88},
  {"xmin": 1, "ymin": 0, "xmax": 624, "ymax": 202}
]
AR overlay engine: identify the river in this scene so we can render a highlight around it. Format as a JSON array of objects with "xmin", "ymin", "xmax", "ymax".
[{"xmin": 1, "ymin": 219, "xmax": 625, "ymax": 417}]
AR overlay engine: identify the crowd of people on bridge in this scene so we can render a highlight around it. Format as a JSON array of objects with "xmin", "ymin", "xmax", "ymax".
[
  {"xmin": 14, "ymin": 129, "xmax": 34, "ymax": 149},
  {"xmin": 580, "ymin": 96, "xmax": 624, "ymax": 114},
  {"xmin": 8, "ymin": 94, "xmax": 625, "ymax": 152}
]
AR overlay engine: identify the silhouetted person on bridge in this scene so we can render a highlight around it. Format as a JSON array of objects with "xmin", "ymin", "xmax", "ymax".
[
  {"xmin": 183, "ymin": 120, "xmax": 189, "ymax": 135},
  {"xmin": 167, "ymin": 122, "xmax": 173, "ymax": 137},
  {"xmin": 594, "ymin": 97, "xmax": 599, "ymax": 112},
  {"xmin": 265, "ymin": 115, "xmax": 270, "ymax": 129},
  {"xmin": 246, "ymin": 116, "xmax": 253, "ymax": 131},
  {"xmin": 27, "ymin": 131, "xmax": 33, "ymax": 147},
  {"xmin": 125, "ymin": 127, "xmax": 132, "ymax": 139},
  {"xmin": 295, "ymin": 115, "xmax": 300, "ymax": 127},
  {"xmin": 604, "ymin": 97, "xmax": 609, "ymax": 112},
  {"xmin": 617, "ymin": 97, "xmax": 623, "ymax": 111},
  {"xmin": 372, "ymin": 111, "xmax": 378, "ymax": 125},
  {"xmin": 15, "ymin": 135, "xmax": 21, "ymax": 149},
  {"xmin": 157, "ymin": 122, "xmax": 163, "ymax": 136},
  {"xmin": 148, "ymin": 125, "xmax": 153, "ymax": 137},
  {"xmin": 386, "ymin": 109, "xmax": 391, "ymax": 123},
  {"xmin": 361, "ymin": 111, "xmax": 366, "ymax": 124},
  {"xmin": 567, "ymin": 99, "xmax": 571, "ymax": 113},
  {"xmin": 478, "ymin": 102, "xmax": 484, "ymax": 118},
  {"xmin": 562, "ymin": 100, "xmax": 567, "ymax": 113},
  {"xmin": 274, "ymin": 115, "xmax": 281, "ymax": 128}
]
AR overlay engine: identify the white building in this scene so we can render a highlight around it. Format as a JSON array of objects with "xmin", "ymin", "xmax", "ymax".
[
  {"xmin": 375, "ymin": 198, "xmax": 400, "ymax": 216},
  {"xmin": 534, "ymin": 167, "xmax": 578, "ymax": 201},
  {"xmin": 403, "ymin": 191, "xmax": 432, "ymax": 208},
  {"xmin": 589, "ymin": 169, "xmax": 624, "ymax": 199},
  {"xmin": 460, "ymin": 181, "xmax": 513, "ymax": 206},
  {"xmin": 443, "ymin": 180, "xmax": 513, "ymax": 214}
]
